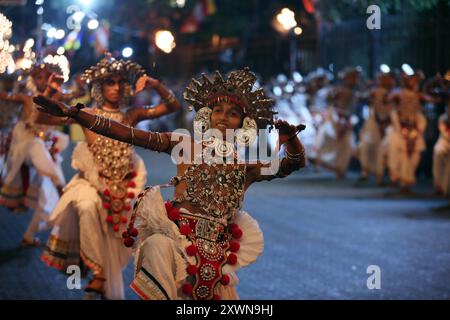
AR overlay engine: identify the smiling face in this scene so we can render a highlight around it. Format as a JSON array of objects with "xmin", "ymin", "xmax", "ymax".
[
  {"xmin": 210, "ymin": 101, "xmax": 244, "ymax": 136},
  {"xmin": 102, "ymin": 75, "xmax": 126, "ymax": 106}
]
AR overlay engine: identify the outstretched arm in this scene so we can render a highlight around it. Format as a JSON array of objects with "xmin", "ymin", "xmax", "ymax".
[
  {"xmin": 128, "ymin": 76, "xmax": 181, "ymax": 125},
  {"xmin": 418, "ymin": 92, "xmax": 436, "ymax": 104},
  {"xmin": 247, "ymin": 120, "xmax": 306, "ymax": 185},
  {"xmin": 0, "ymin": 91, "xmax": 27, "ymax": 104},
  {"xmin": 33, "ymin": 95, "xmax": 176, "ymax": 153}
]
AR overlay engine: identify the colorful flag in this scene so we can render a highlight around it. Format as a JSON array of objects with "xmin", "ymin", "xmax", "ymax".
[{"xmin": 302, "ymin": 0, "xmax": 316, "ymax": 14}]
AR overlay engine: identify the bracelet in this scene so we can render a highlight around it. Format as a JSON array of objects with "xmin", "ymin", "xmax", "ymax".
[
  {"xmin": 162, "ymin": 90, "xmax": 176, "ymax": 105},
  {"xmin": 156, "ymin": 132, "xmax": 161, "ymax": 152},
  {"xmin": 97, "ymin": 115, "xmax": 103, "ymax": 130},
  {"xmin": 286, "ymin": 148, "xmax": 304, "ymax": 161},
  {"xmin": 146, "ymin": 131, "xmax": 153, "ymax": 149},
  {"xmin": 88, "ymin": 115, "xmax": 100, "ymax": 130}
]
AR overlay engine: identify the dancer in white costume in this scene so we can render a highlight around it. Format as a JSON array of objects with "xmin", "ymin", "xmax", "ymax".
[
  {"xmin": 291, "ymin": 92, "xmax": 317, "ymax": 160},
  {"xmin": 0, "ymin": 63, "xmax": 71, "ymax": 247},
  {"xmin": 433, "ymin": 105, "xmax": 450, "ymax": 196},
  {"xmin": 271, "ymin": 81, "xmax": 315, "ymax": 160},
  {"xmin": 387, "ymin": 73, "xmax": 430, "ymax": 190},
  {"xmin": 358, "ymin": 72, "xmax": 395, "ymax": 184},
  {"xmin": 315, "ymin": 67, "xmax": 360, "ymax": 179},
  {"xmin": 306, "ymin": 68, "xmax": 334, "ymax": 123},
  {"xmin": 34, "ymin": 68, "xmax": 306, "ymax": 300},
  {"xmin": 39, "ymin": 54, "xmax": 181, "ymax": 300},
  {"xmin": 0, "ymin": 75, "xmax": 23, "ymax": 183}
]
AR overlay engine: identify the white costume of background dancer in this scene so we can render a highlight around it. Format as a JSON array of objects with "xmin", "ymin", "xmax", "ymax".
[
  {"xmin": 315, "ymin": 69, "xmax": 360, "ymax": 178},
  {"xmin": 387, "ymin": 83, "xmax": 427, "ymax": 187},
  {"xmin": 433, "ymin": 110, "xmax": 450, "ymax": 196},
  {"xmin": 0, "ymin": 69, "xmax": 69, "ymax": 246},
  {"xmin": 40, "ymin": 54, "xmax": 180, "ymax": 299},
  {"xmin": 0, "ymin": 94, "xmax": 22, "ymax": 182},
  {"xmin": 358, "ymin": 74, "xmax": 394, "ymax": 183},
  {"xmin": 41, "ymin": 137, "xmax": 147, "ymax": 299}
]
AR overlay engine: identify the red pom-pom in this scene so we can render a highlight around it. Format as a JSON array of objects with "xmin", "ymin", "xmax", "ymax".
[
  {"xmin": 128, "ymin": 181, "xmax": 136, "ymax": 188},
  {"xmin": 185, "ymin": 245, "xmax": 197, "ymax": 256},
  {"xmin": 232, "ymin": 228, "xmax": 243, "ymax": 239},
  {"xmin": 129, "ymin": 227, "xmax": 138, "ymax": 237},
  {"xmin": 121, "ymin": 216, "xmax": 128, "ymax": 224},
  {"xmin": 106, "ymin": 215, "xmax": 113, "ymax": 223},
  {"xmin": 180, "ymin": 224, "xmax": 192, "ymax": 236},
  {"xmin": 186, "ymin": 264, "xmax": 198, "ymax": 275},
  {"xmin": 122, "ymin": 231, "xmax": 129, "ymax": 238},
  {"xmin": 103, "ymin": 189, "xmax": 111, "ymax": 197},
  {"xmin": 103, "ymin": 202, "xmax": 111, "ymax": 210},
  {"xmin": 131, "ymin": 171, "xmax": 138, "ymax": 178},
  {"xmin": 229, "ymin": 241, "xmax": 240, "ymax": 252},
  {"xmin": 213, "ymin": 294, "xmax": 221, "ymax": 300},
  {"xmin": 220, "ymin": 274, "xmax": 230, "ymax": 285},
  {"xmin": 127, "ymin": 192, "xmax": 135, "ymax": 199},
  {"xmin": 52, "ymin": 148, "xmax": 59, "ymax": 154},
  {"xmin": 168, "ymin": 208, "xmax": 180, "ymax": 221},
  {"xmin": 124, "ymin": 204, "xmax": 132, "ymax": 211},
  {"xmin": 165, "ymin": 202, "xmax": 172, "ymax": 212},
  {"xmin": 123, "ymin": 237, "xmax": 134, "ymax": 247},
  {"xmin": 51, "ymin": 136, "xmax": 59, "ymax": 143},
  {"xmin": 229, "ymin": 223, "xmax": 239, "ymax": 231},
  {"xmin": 182, "ymin": 283, "xmax": 193, "ymax": 295},
  {"xmin": 113, "ymin": 224, "xmax": 120, "ymax": 232},
  {"xmin": 227, "ymin": 253, "xmax": 237, "ymax": 265}
]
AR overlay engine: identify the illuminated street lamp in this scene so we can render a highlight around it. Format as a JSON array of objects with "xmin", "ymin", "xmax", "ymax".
[
  {"xmin": 87, "ymin": 19, "xmax": 99, "ymax": 30},
  {"xmin": 155, "ymin": 30, "xmax": 176, "ymax": 54},
  {"xmin": 79, "ymin": 0, "xmax": 92, "ymax": 7},
  {"xmin": 274, "ymin": 8, "xmax": 299, "ymax": 74},
  {"xmin": 122, "ymin": 47, "xmax": 133, "ymax": 58}
]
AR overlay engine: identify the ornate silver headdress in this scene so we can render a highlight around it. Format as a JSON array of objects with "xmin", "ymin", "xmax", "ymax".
[
  {"xmin": 30, "ymin": 60, "xmax": 63, "ymax": 77},
  {"xmin": 81, "ymin": 53, "xmax": 145, "ymax": 86},
  {"xmin": 81, "ymin": 53, "xmax": 145, "ymax": 106},
  {"xmin": 184, "ymin": 67, "xmax": 276, "ymax": 130}
]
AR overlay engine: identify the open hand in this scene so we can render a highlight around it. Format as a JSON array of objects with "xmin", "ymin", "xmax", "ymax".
[
  {"xmin": 135, "ymin": 75, "xmax": 160, "ymax": 94},
  {"xmin": 275, "ymin": 120, "xmax": 302, "ymax": 145}
]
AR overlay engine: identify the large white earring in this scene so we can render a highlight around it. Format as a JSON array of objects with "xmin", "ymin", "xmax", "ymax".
[
  {"xmin": 193, "ymin": 107, "xmax": 212, "ymax": 135},
  {"xmin": 91, "ymin": 83, "xmax": 104, "ymax": 106},
  {"xmin": 120, "ymin": 83, "xmax": 132, "ymax": 106},
  {"xmin": 235, "ymin": 117, "xmax": 257, "ymax": 147}
]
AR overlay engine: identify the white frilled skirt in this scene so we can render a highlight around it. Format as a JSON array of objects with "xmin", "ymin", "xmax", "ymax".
[{"xmin": 131, "ymin": 186, "xmax": 264, "ymax": 300}]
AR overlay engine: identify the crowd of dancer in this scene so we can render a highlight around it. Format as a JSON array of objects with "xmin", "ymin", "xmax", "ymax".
[{"xmin": 268, "ymin": 67, "xmax": 450, "ymax": 194}]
